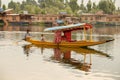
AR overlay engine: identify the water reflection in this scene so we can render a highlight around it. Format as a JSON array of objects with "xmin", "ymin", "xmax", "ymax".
[
  {"xmin": 0, "ymin": 25, "xmax": 45, "ymax": 32},
  {"xmin": 0, "ymin": 30, "xmax": 120, "ymax": 80},
  {"xmin": 23, "ymin": 44, "xmax": 111, "ymax": 72},
  {"xmin": 53, "ymin": 48, "xmax": 91, "ymax": 72},
  {"xmin": 22, "ymin": 45, "xmax": 32, "ymax": 57}
]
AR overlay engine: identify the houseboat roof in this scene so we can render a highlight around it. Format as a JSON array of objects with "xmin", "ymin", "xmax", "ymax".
[
  {"xmin": 4, "ymin": 9, "xmax": 13, "ymax": 12},
  {"xmin": 44, "ymin": 23, "xmax": 92, "ymax": 32},
  {"xmin": 7, "ymin": 14, "xmax": 19, "ymax": 16}
]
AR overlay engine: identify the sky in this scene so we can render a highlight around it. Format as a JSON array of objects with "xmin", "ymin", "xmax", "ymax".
[{"xmin": 1, "ymin": 0, "xmax": 120, "ymax": 8}]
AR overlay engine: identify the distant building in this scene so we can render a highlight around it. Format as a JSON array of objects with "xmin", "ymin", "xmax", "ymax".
[
  {"xmin": 80, "ymin": 11, "xmax": 120, "ymax": 25},
  {"xmin": 0, "ymin": 9, "xmax": 84, "ymax": 31}
]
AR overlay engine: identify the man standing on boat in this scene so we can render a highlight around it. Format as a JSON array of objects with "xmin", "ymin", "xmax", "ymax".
[
  {"xmin": 24, "ymin": 29, "xmax": 31, "ymax": 41},
  {"xmin": 40, "ymin": 34, "xmax": 45, "ymax": 41}
]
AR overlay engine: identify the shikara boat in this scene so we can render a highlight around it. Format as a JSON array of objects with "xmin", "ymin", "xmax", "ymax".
[
  {"xmin": 27, "ymin": 38, "xmax": 114, "ymax": 48},
  {"xmin": 27, "ymin": 23, "xmax": 114, "ymax": 48}
]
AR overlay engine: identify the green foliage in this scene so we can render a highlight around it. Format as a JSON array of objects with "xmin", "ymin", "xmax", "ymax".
[
  {"xmin": 5, "ymin": 0, "xmax": 117, "ymax": 15},
  {"xmin": 2, "ymin": 4, "xmax": 6, "ymax": 10},
  {"xmin": 79, "ymin": 0, "xmax": 86, "ymax": 12},
  {"xmin": 68, "ymin": 0, "xmax": 79, "ymax": 13},
  {"xmin": 26, "ymin": 0, "xmax": 37, "ymax": 5},
  {"xmin": 64, "ymin": 5, "xmax": 73, "ymax": 14},
  {"xmin": 45, "ymin": 7, "xmax": 59, "ymax": 14},
  {"xmin": 34, "ymin": 6, "xmax": 41, "ymax": 14},
  {"xmin": 98, "ymin": 0, "xmax": 116, "ymax": 14},
  {"xmin": 115, "ymin": 7, "xmax": 120, "ymax": 14},
  {"xmin": 92, "ymin": 2, "xmax": 97, "ymax": 10},
  {"xmin": 91, "ymin": 2, "xmax": 100, "ymax": 13},
  {"xmin": 8, "ymin": 1, "xmax": 16, "ymax": 10},
  {"xmin": 15, "ymin": 2, "xmax": 21, "ymax": 13},
  {"xmin": 87, "ymin": 0, "xmax": 92, "ymax": 12},
  {"xmin": 0, "ymin": 0, "xmax": 1, "ymax": 7}
]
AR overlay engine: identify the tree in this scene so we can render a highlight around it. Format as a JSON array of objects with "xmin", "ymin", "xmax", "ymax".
[
  {"xmin": 109, "ymin": 0, "xmax": 116, "ymax": 14},
  {"xmin": 59, "ymin": 0, "xmax": 64, "ymax": 2},
  {"xmin": 2, "ymin": 4, "xmax": 6, "ymax": 10},
  {"xmin": 64, "ymin": 4, "xmax": 73, "ymax": 14},
  {"xmin": 92, "ymin": 2, "xmax": 97, "ymax": 10},
  {"xmin": 79, "ymin": 0, "xmax": 86, "ymax": 12},
  {"xmin": 8, "ymin": 1, "xmax": 16, "ymax": 10},
  {"xmin": 38, "ymin": 0, "xmax": 46, "ymax": 8},
  {"xmin": 87, "ymin": 0, "xmax": 92, "ymax": 12},
  {"xmin": 91, "ymin": 2, "xmax": 99, "ymax": 13},
  {"xmin": 21, "ymin": 1, "xmax": 27, "ymax": 10},
  {"xmin": 34, "ymin": 6, "xmax": 41, "ymax": 14},
  {"xmin": 8, "ymin": 1, "xmax": 22, "ymax": 13},
  {"xmin": 45, "ymin": 7, "xmax": 59, "ymax": 14},
  {"xmin": 38, "ymin": 0, "xmax": 43, "ymax": 3},
  {"xmin": 98, "ymin": 0, "xmax": 116, "ymax": 14},
  {"xmin": 118, "ymin": 7, "xmax": 120, "ymax": 11},
  {"xmin": 0, "ymin": 0, "xmax": 1, "ymax": 8},
  {"xmin": 38, "ymin": 0, "xmax": 66, "ymax": 14},
  {"xmin": 26, "ymin": 0, "xmax": 37, "ymax": 5},
  {"xmin": 53, "ymin": 1, "xmax": 65, "ymax": 9},
  {"xmin": 15, "ymin": 2, "xmax": 21, "ymax": 13},
  {"xmin": 68, "ymin": 0, "xmax": 79, "ymax": 13}
]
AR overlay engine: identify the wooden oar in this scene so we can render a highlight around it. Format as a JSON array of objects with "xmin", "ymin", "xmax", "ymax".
[
  {"xmin": 14, "ymin": 40, "xmax": 24, "ymax": 45},
  {"xmin": 14, "ymin": 39, "xmax": 31, "ymax": 46},
  {"xmin": 14, "ymin": 38, "xmax": 26, "ymax": 44}
]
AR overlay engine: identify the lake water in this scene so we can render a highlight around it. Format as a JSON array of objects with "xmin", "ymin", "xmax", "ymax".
[{"xmin": 0, "ymin": 26, "xmax": 120, "ymax": 80}]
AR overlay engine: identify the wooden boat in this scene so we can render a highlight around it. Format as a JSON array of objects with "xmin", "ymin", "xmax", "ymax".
[
  {"xmin": 27, "ymin": 38, "xmax": 114, "ymax": 48},
  {"xmin": 26, "ymin": 23, "xmax": 114, "ymax": 47}
]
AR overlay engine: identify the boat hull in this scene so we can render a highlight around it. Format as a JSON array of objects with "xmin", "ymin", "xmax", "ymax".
[{"xmin": 27, "ymin": 38, "xmax": 114, "ymax": 48}]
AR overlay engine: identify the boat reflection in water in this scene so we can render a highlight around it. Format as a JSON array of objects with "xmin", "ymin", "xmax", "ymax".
[
  {"xmin": 53, "ymin": 48, "xmax": 92, "ymax": 72},
  {"xmin": 22, "ymin": 45, "xmax": 32, "ymax": 57},
  {"xmin": 23, "ymin": 44, "xmax": 112, "ymax": 72}
]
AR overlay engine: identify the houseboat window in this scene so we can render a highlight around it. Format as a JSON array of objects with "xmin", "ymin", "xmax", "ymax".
[
  {"xmin": 96, "ymin": 16, "xmax": 101, "ymax": 20},
  {"xmin": 37, "ymin": 17, "xmax": 39, "ymax": 20},
  {"xmin": 39, "ymin": 17, "xmax": 41, "ymax": 20},
  {"xmin": 52, "ymin": 18, "xmax": 55, "ymax": 21},
  {"xmin": 115, "ymin": 18, "xmax": 119, "ymax": 21},
  {"xmin": 13, "ymin": 16, "xmax": 16, "ymax": 21},
  {"xmin": 42, "ymin": 17, "xmax": 46, "ymax": 20},
  {"xmin": 25, "ymin": 16, "xmax": 28, "ymax": 20},
  {"xmin": 55, "ymin": 18, "xmax": 57, "ymax": 20},
  {"xmin": 85, "ymin": 17, "xmax": 88, "ymax": 20},
  {"xmin": 50, "ymin": 18, "xmax": 52, "ymax": 20},
  {"xmin": 90, "ymin": 17, "xmax": 93, "ymax": 20},
  {"xmin": 109, "ymin": 18, "xmax": 112, "ymax": 21}
]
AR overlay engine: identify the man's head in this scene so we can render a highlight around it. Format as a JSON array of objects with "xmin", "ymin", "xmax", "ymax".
[{"xmin": 27, "ymin": 29, "xmax": 30, "ymax": 33}]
